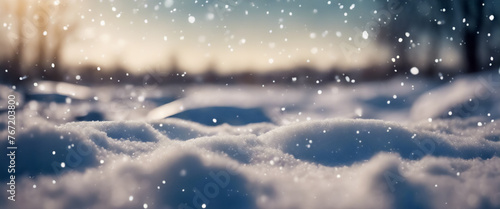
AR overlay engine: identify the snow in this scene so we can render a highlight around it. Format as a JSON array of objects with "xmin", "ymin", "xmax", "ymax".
[
  {"xmin": 1, "ymin": 71, "xmax": 500, "ymax": 209},
  {"xmin": 188, "ymin": 16, "xmax": 196, "ymax": 24},
  {"xmin": 410, "ymin": 67, "xmax": 419, "ymax": 75},
  {"xmin": 362, "ymin": 31, "xmax": 369, "ymax": 39}
]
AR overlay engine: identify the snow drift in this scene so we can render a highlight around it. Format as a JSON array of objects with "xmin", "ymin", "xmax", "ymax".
[
  {"xmin": 1, "ymin": 116, "xmax": 500, "ymax": 209},
  {"xmin": 0, "ymin": 71, "xmax": 499, "ymax": 209}
]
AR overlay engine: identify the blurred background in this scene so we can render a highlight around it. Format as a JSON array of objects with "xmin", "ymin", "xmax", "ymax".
[{"xmin": 0, "ymin": 0, "xmax": 499, "ymax": 85}]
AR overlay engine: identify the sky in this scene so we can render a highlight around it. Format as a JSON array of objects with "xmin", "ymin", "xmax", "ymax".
[
  {"xmin": 7, "ymin": 0, "xmax": 498, "ymax": 76},
  {"xmin": 78, "ymin": 0, "xmax": 395, "ymax": 74},
  {"xmin": 1, "ymin": 0, "xmax": 399, "ymax": 75}
]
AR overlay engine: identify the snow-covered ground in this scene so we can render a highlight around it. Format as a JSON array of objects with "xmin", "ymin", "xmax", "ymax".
[{"xmin": 1, "ymin": 70, "xmax": 500, "ymax": 209}]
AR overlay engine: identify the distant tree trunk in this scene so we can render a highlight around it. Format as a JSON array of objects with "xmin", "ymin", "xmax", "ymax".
[
  {"xmin": 464, "ymin": 32, "xmax": 479, "ymax": 73},
  {"xmin": 34, "ymin": 2, "xmax": 49, "ymax": 80},
  {"xmin": 49, "ymin": 40, "xmax": 64, "ymax": 81},
  {"xmin": 10, "ymin": 42, "xmax": 23, "ymax": 84},
  {"xmin": 36, "ymin": 1, "xmax": 76, "ymax": 82},
  {"xmin": 36, "ymin": 34, "xmax": 47, "ymax": 79},
  {"xmin": 47, "ymin": 24, "xmax": 69, "ymax": 82},
  {"xmin": 463, "ymin": 0, "xmax": 485, "ymax": 73},
  {"xmin": 424, "ymin": 44, "xmax": 439, "ymax": 77},
  {"xmin": 8, "ymin": 1, "xmax": 26, "ymax": 85}
]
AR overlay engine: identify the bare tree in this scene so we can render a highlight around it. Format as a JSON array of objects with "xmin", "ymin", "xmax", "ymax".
[
  {"xmin": 0, "ymin": 0, "xmax": 78, "ymax": 85},
  {"xmin": 378, "ymin": 0, "xmax": 499, "ymax": 75},
  {"xmin": 462, "ymin": 0, "xmax": 485, "ymax": 73},
  {"xmin": 34, "ymin": 0, "xmax": 79, "ymax": 81},
  {"xmin": 0, "ymin": 0, "xmax": 27, "ymax": 85}
]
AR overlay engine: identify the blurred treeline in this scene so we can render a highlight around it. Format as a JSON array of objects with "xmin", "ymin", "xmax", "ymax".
[{"xmin": 0, "ymin": 0, "xmax": 498, "ymax": 86}]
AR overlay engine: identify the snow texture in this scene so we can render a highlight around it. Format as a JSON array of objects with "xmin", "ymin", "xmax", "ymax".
[{"xmin": 1, "ymin": 71, "xmax": 500, "ymax": 209}]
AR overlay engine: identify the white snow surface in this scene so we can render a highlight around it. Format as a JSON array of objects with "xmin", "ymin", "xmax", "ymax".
[{"xmin": 1, "ymin": 71, "xmax": 500, "ymax": 209}]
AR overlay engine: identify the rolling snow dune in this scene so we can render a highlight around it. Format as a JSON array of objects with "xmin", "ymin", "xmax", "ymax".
[
  {"xmin": 1, "ymin": 116, "xmax": 500, "ymax": 209},
  {"xmin": 0, "ymin": 71, "xmax": 499, "ymax": 209}
]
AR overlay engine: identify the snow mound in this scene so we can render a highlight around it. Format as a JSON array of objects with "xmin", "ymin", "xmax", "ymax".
[
  {"xmin": 1, "ymin": 116, "xmax": 500, "ymax": 209},
  {"xmin": 169, "ymin": 106, "xmax": 271, "ymax": 126},
  {"xmin": 411, "ymin": 73, "xmax": 500, "ymax": 120},
  {"xmin": 260, "ymin": 119, "xmax": 500, "ymax": 166},
  {"xmin": 1, "ymin": 72, "xmax": 500, "ymax": 208}
]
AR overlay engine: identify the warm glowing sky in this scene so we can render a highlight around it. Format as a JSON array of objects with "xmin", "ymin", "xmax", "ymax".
[
  {"xmin": 1, "ymin": 0, "xmax": 462, "ymax": 74},
  {"xmin": 67, "ymin": 0, "xmax": 396, "ymax": 74}
]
